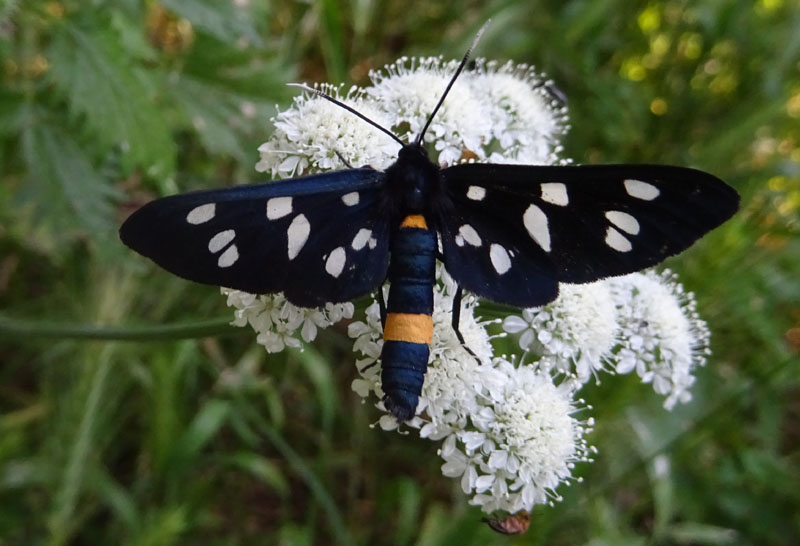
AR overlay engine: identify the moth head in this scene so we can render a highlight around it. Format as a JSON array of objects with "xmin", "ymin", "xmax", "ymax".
[
  {"xmin": 398, "ymin": 142, "xmax": 430, "ymax": 162},
  {"xmin": 391, "ymin": 143, "xmax": 440, "ymax": 212}
]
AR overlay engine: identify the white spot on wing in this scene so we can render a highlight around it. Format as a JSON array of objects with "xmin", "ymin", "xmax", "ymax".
[
  {"xmin": 287, "ymin": 214, "xmax": 310, "ymax": 260},
  {"xmin": 342, "ymin": 192, "xmax": 359, "ymax": 206},
  {"xmin": 208, "ymin": 229, "xmax": 235, "ymax": 253},
  {"xmin": 466, "ymin": 186, "xmax": 486, "ymax": 201},
  {"xmin": 266, "ymin": 196, "xmax": 293, "ymax": 220},
  {"xmin": 605, "ymin": 210, "xmax": 640, "ymax": 235},
  {"xmin": 458, "ymin": 224, "xmax": 482, "ymax": 247},
  {"xmin": 351, "ymin": 228, "xmax": 372, "ymax": 250},
  {"xmin": 368, "ymin": 237, "xmax": 377, "ymax": 249},
  {"xmin": 325, "ymin": 246, "xmax": 346, "ymax": 277},
  {"xmin": 605, "ymin": 226, "xmax": 633, "ymax": 252},
  {"xmin": 540, "ymin": 183, "xmax": 569, "ymax": 206},
  {"xmin": 217, "ymin": 244, "xmax": 239, "ymax": 267},
  {"xmin": 523, "ymin": 204, "xmax": 551, "ymax": 252},
  {"xmin": 490, "ymin": 244, "xmax": 512, "ymax": 275},
  {"xmin": 624, "ymin": 179, "xmax": 660, "ymax": 200},
  {"xmin": 187, "ymin": 203, "xmax": 216, "ymax": 224}
]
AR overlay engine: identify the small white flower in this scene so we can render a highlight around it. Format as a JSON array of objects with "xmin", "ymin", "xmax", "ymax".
[
  {"xmin": 348, "ymin": 295, "xmax": 386, "ymax": 404},
  {"xmin": 368, "ymin": 57, "xmax": 491, "ymax": 164},
  {"xmin": 256, "ymin": 84, "xmax": 397, "ymax": 178},
  {"xmin": 364, "ymin": 57, "xmax": 568, "ymax": 167},
  {"xmin": 439, "ymin": 359, "xmax": 593, "ymax": 513},
  {"xmin": 607, "ymin": 270, "xmax": 711, "ymax": 409},
  {"xmin": 503, "ymin": 281, "xmax": 619, "ymax": 382},
  {"xmin": 466, "ymin": 59, "xmax": 568, "ymax": 165},
  {"xmin": 223, "ymin": 288, "xmax": 353, "ymax": 353}
]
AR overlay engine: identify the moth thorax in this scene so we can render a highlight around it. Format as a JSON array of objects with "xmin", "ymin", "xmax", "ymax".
[{"xmin": 390, "ymin": 144, "xmax": 440, "ymax": 213}]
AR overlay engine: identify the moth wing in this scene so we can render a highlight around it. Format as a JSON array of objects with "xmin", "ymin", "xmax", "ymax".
[
  {"xmin": 439, "ymin": 163, "xmax": 738, "ymax": 306},
  {"xmin": 120, "ymin": 168, "xmax": 391, "ymax": 307}
]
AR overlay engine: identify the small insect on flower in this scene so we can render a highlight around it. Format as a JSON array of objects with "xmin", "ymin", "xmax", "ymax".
[
  {"xmin": 484, "ymin": 511, "xmax": 531, "ymax": 535},
  {"xmin": 119, "ymin": 21, "xmax": 739, "ymax": 423}
]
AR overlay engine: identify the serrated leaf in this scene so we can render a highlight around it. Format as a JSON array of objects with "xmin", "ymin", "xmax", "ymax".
[
  {"xmin": 181, "ymin": 33, "xmax": 294, "ymax": 98},
  {"xmin": 19, "ymin": 114, "xmax": 119, "ymax": 239},
  {"xmin": 46, "ymin": 22, "xmax": 175, "ymax": 179},
  {"xmin": 110, "ymin": 10, "xmax": 158, "ymax": 62},
  {"xmin": 167, "ymin": 74, "xmax": 249, "ymax": 161},
  {"xmin": 159, "ymin": 0, "xmax": 261, "ymax": 45}
]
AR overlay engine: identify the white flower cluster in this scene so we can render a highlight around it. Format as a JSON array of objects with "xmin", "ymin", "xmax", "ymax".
[
  {"xmin": 608, "ymin": 270, "xmax": 711, "ymax": 409},
  {"xmin": 222, "ymin": 57, "xmax": 713, "ymax": 526},
  {"xmin": 348, "ymin": 267, "xmax": 593, "ymax": 513},
  {"xmin": 255, "ymin": 57, "xmax": 567, "ymax": 176},
  {"xmin": 255, "ymin": 83, "xmax": 398, "ymax": 177},
  {"xmin": 222, "ymin": 288, "xmax": 353, "ymax": 353},
  {"xmin": 503, "ymin": 282, "xmax": 618, "ymax": 382},
  {"xmin": 500, "ymin": 270, "xmax": 710, "ymax": 409},
  {"xmin": 439, "ymin": 362, "xmax": 592, "ymax": 513}
]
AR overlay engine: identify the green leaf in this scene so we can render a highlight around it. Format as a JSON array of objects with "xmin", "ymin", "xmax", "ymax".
[
  {"xmin": 225, "ymin": 452, "xmax": 289, "ymax": 496},
  {"xmin": 167, "ymin": 74, "xmax": 250, "ymax": 161},
  {"xmin": 46, "ymin": 346, "xmax": 115, "ymax": 545},
  {"xmin": 0, "ymin": 89, "xmax": 25, "ymax": 138},
  {"xmin": 46, "ymin": 21, "xmax": 175, "ymax": 179},
  {"xmin": 110, "ymin": 10, "xmax": 158, "ymax": 63},
  {"xmin": 391, "ymin": 477, "xmax": 422, "ymax": 545},
  {"xmin": 19, "ymin": 113, "xmax": 119, "ymax": 240},
  {"xmin": 90, "ymin": 468, "xmax": 140, "ymax": 530},
  {"xmin": 168, "ymin": 399, "xmax": 230, "ymax": 469},
  {"xmin": 315, "ymin": 0, "xmax": 347, "ymax": 81},
  {"xmin": 159, "ymin": 0, "xmax": 261, "ymax": 45},
  {"xmin": 182, "ymin": 34, "xmax": 294, "ymax": 99},
  {"xmin": 293, "ymin": 345, "xmax": 338, "ymax": 430},
  {"xmin": 666, "ymin": 522, "xmax": 738, "ymax": 545},
  {"xmin": 127, "ymin": 506, "xmax": 188, "ymax": 546}
]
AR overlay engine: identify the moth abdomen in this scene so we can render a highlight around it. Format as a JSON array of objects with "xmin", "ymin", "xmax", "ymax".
[{"xmin": 381, "ymin": 214, "xmax": 437, "ymax": 420}]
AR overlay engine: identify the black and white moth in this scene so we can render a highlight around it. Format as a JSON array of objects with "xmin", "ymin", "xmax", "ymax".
[{"xmin": 120, "ymin": 33, "xmax": 739, "ymax": 421}]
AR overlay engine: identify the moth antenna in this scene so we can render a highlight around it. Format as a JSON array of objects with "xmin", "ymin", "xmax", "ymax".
[
  {"xmin": 415, "ymin": 19, "xmax": 492, "ymax": 146},
  {"xmin": 532, "ymin": 80, "xmax": 568, "ymax": 106},
  {"xmin": 287, "ymin": 83, "xmax": 405, "ymax": 147}
]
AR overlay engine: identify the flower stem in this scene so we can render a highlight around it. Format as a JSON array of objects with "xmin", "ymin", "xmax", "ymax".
[{"xmin": 0, "ymin": 313, "xmax": 237, "ymax": 341}]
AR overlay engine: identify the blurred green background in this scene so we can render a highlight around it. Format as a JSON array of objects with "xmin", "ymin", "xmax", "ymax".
[{"xmin": 1, "ymin": 1, "xmax": 798, "ymax": 545}]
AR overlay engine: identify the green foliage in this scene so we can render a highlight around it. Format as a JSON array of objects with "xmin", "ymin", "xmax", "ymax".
[
  {"xmin": 1, "ymin": 0, "xmax": 798, "ymax": 545},
  {"xmin": 46, "ymin": 20, "xmax": 176, "ymax": 178},
  {"xmin": 20, "ymin": 116, "xmax": 120, "ymax": 241}
]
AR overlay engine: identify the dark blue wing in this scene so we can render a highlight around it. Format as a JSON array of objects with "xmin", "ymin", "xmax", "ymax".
[
  {"xmin": 120, "ymin": 168, "xmax": 391, "ymax": 307},
  {"xmin": 438, "ymin": 163, "xmax": 738, "ymax": 307}
]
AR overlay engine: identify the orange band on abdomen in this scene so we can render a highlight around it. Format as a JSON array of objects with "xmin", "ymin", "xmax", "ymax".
[
  {"xmin": 400, "ymin": 215, "xmax": 428, "ymax": 229},
  {"xmin": 383, "ymin": 313, "xmax": 433, "ymax": 344}
]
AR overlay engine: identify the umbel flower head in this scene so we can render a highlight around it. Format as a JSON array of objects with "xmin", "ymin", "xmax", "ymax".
[
  {"xmin": 222, "ymin": 57, "xmax": 712, "ymax": 523},
  {"xmin": 607, "ymin": 270, "xmax": 711, "ymax": 409}
]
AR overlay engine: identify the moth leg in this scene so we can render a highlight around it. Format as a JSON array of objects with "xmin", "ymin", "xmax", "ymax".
[
  {"xmin": 378, "ymin": 285, "xmax": 387, "ymax": 330},
  {"xmin": 334, "ymin": 150, "xmax": 354, "ymax": 169},
  {"xmin": 452, "ymin": 285, "xmax": 480, "ymax": 362}
]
